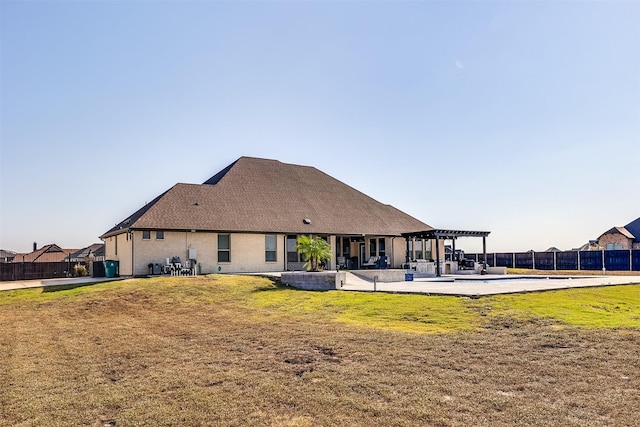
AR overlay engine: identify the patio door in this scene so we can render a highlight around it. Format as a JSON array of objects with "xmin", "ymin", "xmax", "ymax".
[{"xmin": 359, "ymin": 243, "xmax": 366, "ymax": 269}]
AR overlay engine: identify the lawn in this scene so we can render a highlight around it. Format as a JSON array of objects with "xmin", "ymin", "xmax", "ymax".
[{"xmin": 1, "ymin": 275, "xmax": 639, "ymax": 426}]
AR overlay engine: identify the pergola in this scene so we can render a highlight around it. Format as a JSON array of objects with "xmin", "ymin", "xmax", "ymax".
[{"xmin": 401, "ymin": 229, "xmax": 491, "ymax": 277}]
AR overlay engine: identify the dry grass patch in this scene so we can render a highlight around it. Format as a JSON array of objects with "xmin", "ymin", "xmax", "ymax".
[{"xmin": 1, "ymin": 275, "xmax": 639, "ymax": 426}]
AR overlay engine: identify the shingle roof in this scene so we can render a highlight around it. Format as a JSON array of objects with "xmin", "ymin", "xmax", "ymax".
[
  {"xmin": 18, "ymin": 244, "xmax": 77, "ymax": 263},
  {"xmin": 600, "ymin": 226, "xmax": 635, "ymax": 240},
  {"xmin": 101, "ymin": 157, "xmax": 431, "ymax": 238},
  {"xmin": 70, "ymin": 243, "xmax": 105, "ymax": 259},
  {"xmin": 624, "ymin": 217, "xmax": 640, "ymax": 242}
]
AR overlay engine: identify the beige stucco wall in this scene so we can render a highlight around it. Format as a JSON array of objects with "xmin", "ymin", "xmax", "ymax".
[
  {"xmin": 128, "ymin": 231, "xmax": 289, "ymax": 275},
  {"xmin": 104, "ymin": 232, "xmax": 133, "ymax": 276}
]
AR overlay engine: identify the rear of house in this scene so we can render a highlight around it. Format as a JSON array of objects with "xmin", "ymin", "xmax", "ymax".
[{"xmin": 101, "ymin": 157, "xmax": 434, "ymax": 276}]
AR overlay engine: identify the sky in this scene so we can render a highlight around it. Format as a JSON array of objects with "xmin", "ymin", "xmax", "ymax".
[{"xmin": 1, "ymin": 0, "xmax": 638, "ymax": 254}]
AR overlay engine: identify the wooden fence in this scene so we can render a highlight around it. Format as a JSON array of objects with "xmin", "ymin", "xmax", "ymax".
[{"xmin": 0, "ymin": 261, "xmax": 88, "ymax": 281}]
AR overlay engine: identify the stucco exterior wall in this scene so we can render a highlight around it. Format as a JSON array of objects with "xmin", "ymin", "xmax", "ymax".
[
  {"xmin": 222, "ymin": 233, "xmax": 287, "ymax": 273},
  {"xmin": 127, "ymin": 231, "xmax": 288, "ymax": 275},
  {"xmin": 104, "ymin": 232, "xmax": 133, "ymax": 276}
]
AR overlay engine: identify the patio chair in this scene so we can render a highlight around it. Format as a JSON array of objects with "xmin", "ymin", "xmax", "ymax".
[{"xmin": 361, "ymin": 256, "xmax": 380, "ymax": 269}]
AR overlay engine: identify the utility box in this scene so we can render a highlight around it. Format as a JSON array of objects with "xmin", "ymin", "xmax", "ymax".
[{"xmin": 188, "ymin": 248, "xmax": 197, "ymax": 260}]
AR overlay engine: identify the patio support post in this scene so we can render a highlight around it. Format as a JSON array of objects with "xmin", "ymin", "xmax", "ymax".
[
  {"xmin": 452, "ymin": 238, "xmax": 456, "ymax": 261},
  {"xmin": 405, "ymin": 237, "xmax": 410, "ymax": 265},
  {"xmin": 435, "ymin": 235, "xmax": 441, "ymax": 277},
  {"xmin": 482, "ymin": 236, "xmax": 487, "ymax": 267}
]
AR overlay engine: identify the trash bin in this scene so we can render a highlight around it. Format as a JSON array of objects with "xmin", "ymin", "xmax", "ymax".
[
  {"xmin": 153, "ymin": 263, "xmax": 161, "ymax": 275},
  {"xmin": 104, "ymin": 260, "xmax": 119, "ymax": 278},
  {"xmin": 148, "ymin": 263, "xmax": 154, "ymax": 275},
  {"xmin": 404, "ymin": 273, "xmax": 414, "ymax": 281}
]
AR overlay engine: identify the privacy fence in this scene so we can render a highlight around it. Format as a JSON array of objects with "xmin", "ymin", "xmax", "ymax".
[
  {"xmin": 0, "ymin": 261, "xmax": 92, "ymax": 281},
  {"xmin": 465, "ymin": 250, "xmax": 640, "ymax": 272}
]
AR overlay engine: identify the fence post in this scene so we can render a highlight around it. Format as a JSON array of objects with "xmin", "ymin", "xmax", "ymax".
[
  {"xmin": 532, "ymin": 251, "xmax": 536, "ymax": 270},
  {"xmin": 553, "ymin": 251, "xmax": 557, "ymax": 271},
  {"xmin": 577, "ymin": 251, "xmax": 580, "ymax": 271}
]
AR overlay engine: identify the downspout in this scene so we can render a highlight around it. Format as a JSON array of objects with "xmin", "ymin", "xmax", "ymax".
[
  {"xmin": 131, "ymin": 229, "xmax": 135, "ymax": 277},
  {"xmin": 284, "ymin": 235, "xmax": 288, "ymax": 271}
]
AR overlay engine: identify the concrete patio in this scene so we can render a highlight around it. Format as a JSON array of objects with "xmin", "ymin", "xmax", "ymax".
[{"xmin": 338, "ymin": 272, "xmax": 640, "ymax": 297}]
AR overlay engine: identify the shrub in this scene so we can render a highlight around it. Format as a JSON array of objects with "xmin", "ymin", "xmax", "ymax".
[{"xmin": 74, "ymin": 264, "xmax": 88, "ymax": 277}]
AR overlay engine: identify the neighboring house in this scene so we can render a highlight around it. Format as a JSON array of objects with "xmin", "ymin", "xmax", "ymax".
[
  {"xmin": 100, "ymin": 156, "xmax": 434, "ymax": 276},
  {"xmin": 70, "ymin": 243, "xmax": 105, "ymax": 263},
  {"xmin": 572, "ymin": 240, "xmax": 601, "ymax": 251},
  {"xmin": 15, "ymin": 244, "xmax": 77, "ymax": 263},
  {"xmin": 0, "ymin": 250, "xmax": 16, "ymax": 263},
  {"xmin": 545, "ymin": 247, "xmax": 561, "ymax": 252},
  {"xmin": 597, "ymin": 217, "xmax": 640, "ymax": 250}
]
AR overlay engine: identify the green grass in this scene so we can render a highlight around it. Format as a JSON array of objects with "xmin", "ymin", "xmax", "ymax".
[
  {"xmin": 473, "ymin": 286, "xmax": 640, "ymax": 328},
  {"xmin": 253, "ymin": 287, "xmax": 479, "ymax": 333},
  {"xmin": 2, "ymin": 275, "xmax": 639, "ymax": 331}
]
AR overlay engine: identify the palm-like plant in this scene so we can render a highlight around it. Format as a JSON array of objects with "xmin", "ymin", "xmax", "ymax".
[{"xmin": 296, "ymin": 235, "xmax": 333, "ymax": 272}]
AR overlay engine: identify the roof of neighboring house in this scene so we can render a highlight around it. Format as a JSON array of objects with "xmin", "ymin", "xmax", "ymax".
[
  {"xmin": 600, "ymin": 226, "xmax": 635, "ymax": 240},
  {"xmin": 0, "ymin": 249, "xmax": 17, "ymax": 259},
  {"xmin": 545, "ymin": 247, "xmax": 561, "ymax": 252},
  {"xmin": 18, "ymin": 244, "xmax": 77, "ymax": 262},
  {"xmin": 101, "ymin": 156, "xmax": 431, "ymax": 238},
  {"xmin": 70, "ymin": 243, "xmax": 105, "ymax": 259},
  {"xmin": 624, "ymin": 217, "xmax": 640, "ymax": 242}
]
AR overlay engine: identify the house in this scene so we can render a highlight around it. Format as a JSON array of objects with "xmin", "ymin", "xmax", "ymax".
[
  {"xmin": 0, "ymin": 249, "xmax": 16, "ymax": 263},
  {"xmin": 70, "ymin": 243, "xmax": 105, "ymax": 263},
  {"xmin": 14, "ymin": 244, "xmax": 77, "ymax": 263},
  {"xmin": 597, "ymin": 217, "xmax": 640, "ymax": 250},
  {"xmin": 100, "ymin": 156, "xmax": 435, "ymax": 276}
]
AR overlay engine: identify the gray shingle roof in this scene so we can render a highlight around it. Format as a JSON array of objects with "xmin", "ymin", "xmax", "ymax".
[{"xmin": 101, "ymin": 157, "xmax": 431, "ymax": 238}]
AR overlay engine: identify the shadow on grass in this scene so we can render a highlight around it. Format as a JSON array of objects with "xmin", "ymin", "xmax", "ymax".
[
  {"xmin": 250, "ymin": 276, "xmax": 303, "ymax": 293},
  {"xmin": 42, "ymin": 282, "xmax": 101, "ymax": 293}
]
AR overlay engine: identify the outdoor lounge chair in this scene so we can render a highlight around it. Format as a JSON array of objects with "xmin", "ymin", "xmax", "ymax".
[{"xmin": 361, "ymin": 256, "xmax": 380, "ymax": 269}]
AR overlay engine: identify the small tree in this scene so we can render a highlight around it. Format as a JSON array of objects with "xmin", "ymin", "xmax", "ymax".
[{"xmin": 296, "ymin": 235, "xmax": 333, "ymax": 272}]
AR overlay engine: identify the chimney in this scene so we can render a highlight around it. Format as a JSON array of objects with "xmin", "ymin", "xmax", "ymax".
[{"xmin": 33, "ymin": 242, "xmax": 37, "ymax": 252}]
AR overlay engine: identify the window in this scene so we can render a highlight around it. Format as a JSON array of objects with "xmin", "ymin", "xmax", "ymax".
[
  {"xmin": 156, "ymin": 231, "xmax": 164, "ymax": 240},
  {"xmin": 287, "ymin": 235, "xmax": 299, "ymax": 262},
  {"xmin": 142, "ymin": 230, "xmax": 151, "ymax": 240},
  {"xmin": 378, "ymin": 238, "xmax": 386, "ymax": 256},
  {"xmin": 115, "ymin": 235, "xmax": 118, "ymax": 256},
  {"xmin": 369, "ymin": 239, "xmax": 377, "ymax": 257},
  {"xmin": 265, "ymin": 235, "xmax": 277, "ymax": 262},
  {"xmin": 414, "ymin": 239, "xmax": 423, "ymax": 260},
  {"xmin": 342, "ymin": 237, "xmax": 350, "ymax": 257},
  {"xmin": 218, "ymin": 234, "xmax": 230, "ymax": 262}
]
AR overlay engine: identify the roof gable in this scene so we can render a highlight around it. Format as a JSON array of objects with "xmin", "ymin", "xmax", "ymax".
[
  {"xmin": 19, "ymin": 244, "xmax": 76, "ymax": 262},
  {"xmin": 102, "ymin": 157, "xmax": 431, "ymax": 237},
  {"xmin": 600, "ymin": 226, "xmax": 635, "ymax": 240}
]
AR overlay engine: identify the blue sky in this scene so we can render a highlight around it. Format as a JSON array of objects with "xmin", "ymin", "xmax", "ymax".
[{"xmin": 1, "ymin": 1, "xmax": 638, "ymax": 254}]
